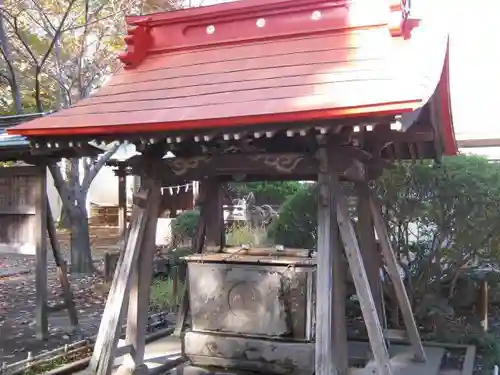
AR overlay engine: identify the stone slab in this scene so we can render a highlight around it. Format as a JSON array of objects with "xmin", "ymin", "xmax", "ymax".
[
  {"xmin": 351, "ymin": 346, "xmax": 445, "ymax": 375},
  {"xmin": 77, "ymin": 335, "xmax": 183, "ymax": 375}
]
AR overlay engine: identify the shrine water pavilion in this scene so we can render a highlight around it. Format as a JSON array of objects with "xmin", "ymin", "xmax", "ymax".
[{"xmin": 9, "ymin": 0, "xmax": 457, "ymax": 374}]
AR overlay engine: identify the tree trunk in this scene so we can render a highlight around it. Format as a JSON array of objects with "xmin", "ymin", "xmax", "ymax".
[
  {"xmin": 59, "ymin": 205, "xmax": 71, "ymax": 229},
  {"xmin": 69, "ymin": 203, "xmax": 94, "ymax": 274}
]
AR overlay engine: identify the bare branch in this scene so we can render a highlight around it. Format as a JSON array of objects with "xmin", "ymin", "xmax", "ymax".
[
  {"xmin": 61, "ymin": 10, "xmax": 123, "ymax": 32},
  {"xmin": 39, "ymin": 0, "xmax": 78, "ymax": 68},
  {"xmin": 48, "ymin": 163, "xmax": 73, "ymax": 208},
  {"xmin": 82, "ymin": 156, "xmax": 92, "ymax": 179},
  {"xmin": 0, "ymin": 9, "xmax": 40, "ymax": 66},
  {"xmin": 0, "ymin": 70, "xmax": 10, "ymax": 82},
  {"xmin": 0, "ymin": 2, "xmax": 22, "ymax": 113},
  {"xmin": 76, "ymin": 0, "xmax": 90, "ymax": 96},
  {"xmin": 29, "ymin": 0, "xmax": 57, "ymax": 33},
  {"xmin": 81, "ymin": 142, "xmax": 120, "ymax": 190}
]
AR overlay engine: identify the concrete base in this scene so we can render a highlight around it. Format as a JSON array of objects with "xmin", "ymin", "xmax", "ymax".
[
  {"xmin": 77, "ymin": 335, "xmax": 448, "ymax": 375},
  {"xmin": 115, "ymin": 364, "xmax": 149, "ymax": 375},
  {"xmin": 352, "ymin": 346, "xmax": 445, "ymax": 375},
  {"xmin": 77, "ymin": 336, "xmax": 183, "ymax": 375}
]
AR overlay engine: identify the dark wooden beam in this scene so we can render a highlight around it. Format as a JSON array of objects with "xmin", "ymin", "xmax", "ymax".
[
  {"xmin": 202, "ymin": 179, "xmax": 225, "ymax": 250},
  {"xmin": 131, "ymin": 151, "xmax": 370, "ymax": 183},
  {"xmin": 116, "ymin": 164, "xmax": 127, "ymax": 235}
]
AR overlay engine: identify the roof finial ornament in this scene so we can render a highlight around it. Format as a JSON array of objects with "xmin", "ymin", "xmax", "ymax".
[
  {"xmin": 119, "ymin": 18, "xmax": 153, "ymax": 69},
  {"xmin": 389, "ymin": 0, "xmax": 420, "ymax": 39}
]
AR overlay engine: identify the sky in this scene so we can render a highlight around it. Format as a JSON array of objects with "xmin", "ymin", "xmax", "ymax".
[
  {"xmin": 191, "ymin": 0, "xmax": 500, "ymax": 157},
  {"xmin": 447, "ymin": 0, "xmax": 500, "ymax": 158}
]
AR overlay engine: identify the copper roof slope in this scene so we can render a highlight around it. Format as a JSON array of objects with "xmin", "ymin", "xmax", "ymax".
[{"xmin": 9, "ymin": 0, "xmax": 454, "ymax": 151}]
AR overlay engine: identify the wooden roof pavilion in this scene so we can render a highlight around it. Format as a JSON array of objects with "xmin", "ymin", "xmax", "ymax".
[
  {"xmin": 9, "ymin": 0, "xmax": 456, "ymax": 166},
  {"xmin": 8, "ymin": 1, "xmax": 458, "ymax": 375}
]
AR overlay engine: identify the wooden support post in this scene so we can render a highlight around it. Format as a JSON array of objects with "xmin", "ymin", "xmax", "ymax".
[
  {"xmin": 355, "ymin": 182, "xmax": 385, "ymax": 328},
  {"xmin": 118, "ymin": 164, "xmax": 127, "ymax": 235},
  {"xmin": 368, "ymin": 190, "xmax": 427, "ymax": 362},
  {"xmin": 90, "ymin": 186, "xmax": 155, "ymax": 375},
  {"xmin": 203, "ymin": 179, "xmax": 224, "ymax": 250},
  {"xmin": 479, "ymin": 280, "xmax": 489, "ymax": 332},
  {"xmin": 35, "ymin": 170, "xmax": 48, "ymax": 340},
  {"xmin": 119, "ymin": 180, "xmax": 162, "ymax": 375},
  {"xmin": 331, "ymin": 174, "xmax": 393, "ymax": 375},
  {"xmin": 315, "ymin": 149, "xmax": 348, "ymax": 375},
  {"xmin": 46, "ymin": 197, "xmax": 81, "ymax": 335}
]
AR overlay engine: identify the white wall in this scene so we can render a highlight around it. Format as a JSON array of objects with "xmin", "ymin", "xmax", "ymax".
[
  {"xmin": 46, "ymin": 167, "xmax": 63, "ymax": 219},
  {"xmin": 86, "ymin": 164, "xmax": 136, "ymax": 208},
  {"xmin": 46, "ymin": 164, "xmax": 136, "ymax": 221}
]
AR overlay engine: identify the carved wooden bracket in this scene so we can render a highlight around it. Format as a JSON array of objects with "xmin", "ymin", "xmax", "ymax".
[
  {"xmin": 119, "ymin": 21, "xmax": 153, "ymax": 69},
  {"xmin": 129, "ymin": 150, "xmax": 378, "ymax": 183}
]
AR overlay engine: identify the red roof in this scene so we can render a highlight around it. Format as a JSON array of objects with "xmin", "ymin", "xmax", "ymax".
[{"xmin": 9, "ymin": 0, "xmax": 456, "ymax": 154}]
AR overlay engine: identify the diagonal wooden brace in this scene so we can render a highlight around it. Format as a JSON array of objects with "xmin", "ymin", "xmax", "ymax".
[
  {"xmin": 331, "ymin": 173, "xmax": 394, "ymax": 375},
  {"xmin": 90, "ymin": 184, "xmax": 159, "ymax": 375},
  {"xmin": 119, "ymin": 182, "xmax": 162, "ymax": 375},
  {"xmin": 368, "ymin": 190, "xmax": 427, "ymax": 363}
]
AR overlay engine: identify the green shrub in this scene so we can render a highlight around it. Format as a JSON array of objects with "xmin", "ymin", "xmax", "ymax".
[
  {"xmin": 226, "ymin": 223, "xmax": 269, "ymax": 246},
  {"xmin": 228, "ymin": 181, "xmax": 306, "ymax": 205},
  {"xmin": 172, "ymin": 209, "xmax": 199, "ymax": 241},
  {"xmin": 267, "ymin": 184, "xmax": 318, "ymax": 249},
  {"xmin": 150, "ymin": 277, "xmax": 185, "ymax": 312}
]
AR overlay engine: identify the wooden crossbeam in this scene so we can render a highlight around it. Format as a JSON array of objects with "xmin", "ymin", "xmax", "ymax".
[
  {"xmin": 130, "ymin": 152, "xmax": 366, "ymax": 183},
  {"xmin": 368, "ymin": 191, "xmax": 427, "ymax": 363},
  {"xmin": 331, "ymin": 174, "xmax": 393, "ymax": 375}
]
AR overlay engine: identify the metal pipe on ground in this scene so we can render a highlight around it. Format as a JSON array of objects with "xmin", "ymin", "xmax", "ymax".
[
  {"xmin": 4, "ymin": 322, "xmax": 176, "ymax": 375},
  {"xmin": 9, "ymin": 328, "xmax": 178, "ymax": 375},
  {"xmin": 3, "ymin": 311, "xmax": 171, "ymax": 373}
]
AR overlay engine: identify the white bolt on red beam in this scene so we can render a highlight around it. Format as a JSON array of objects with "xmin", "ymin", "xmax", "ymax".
[
  {"xmin": 311, "ymin": 10, "xmax": 322, "ymax": 20},
  {"xmin": 390, "ymin": 121, "xmax": 402, "ymax": 131}
]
